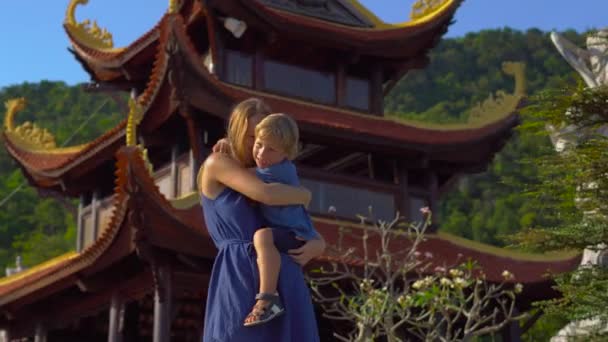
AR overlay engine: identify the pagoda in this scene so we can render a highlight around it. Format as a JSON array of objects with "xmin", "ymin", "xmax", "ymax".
[{"xmin": 0, "ymin": 0, "xmax": 580, "ymax": 341}]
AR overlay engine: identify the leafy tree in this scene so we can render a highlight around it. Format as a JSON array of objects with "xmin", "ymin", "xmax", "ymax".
[{"xmin": 511, "ymin": 83, "xmax": 608, "ymax": 339}]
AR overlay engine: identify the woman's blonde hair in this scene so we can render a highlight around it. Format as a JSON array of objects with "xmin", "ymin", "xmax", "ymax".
[
  {"xmin": 227, "ymin": 98, "xmax": 272, "ymax": 166},
  {"xmin": 255, "ymin": 113, "xmax": 299, "ymax": 160}
]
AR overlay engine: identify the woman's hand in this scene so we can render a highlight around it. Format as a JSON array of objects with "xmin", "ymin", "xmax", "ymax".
[
  {"xmin": 288, "ymin": 236, "xmax": 326, "ymax": 266},
  {"xmin": 213, "ymin": 138, "xmax": 232, "ymax": 155}
]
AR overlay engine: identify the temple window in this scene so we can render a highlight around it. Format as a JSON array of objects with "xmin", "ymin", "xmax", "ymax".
[
  {"xmin": 345, "ymin": 76, "xmax": 370, "ymax": 111},
  {"xmin": 300, "ymin": 178, "xmax": 396, "ymax": 221},
  {"xmin": 408, "ymin": 195, "xmax": 428, "ymax": 224},
  {"xmin": 156, "ymin": 167, "xmax": 174, "ymax": 199},
  {"xmin": 224, "ymin": 49, "xmax": 253, "ymax": 87},
  {"xmin": 263, "ymin": 60, "xmax": 336, "ymax": 104},
  {"xmin": 97, "ymin": 197, "xmax": 114, "ymax": 234},
  {"xmin": 81, "ymin": 211, "xmax": 95, "ymax": 248}
]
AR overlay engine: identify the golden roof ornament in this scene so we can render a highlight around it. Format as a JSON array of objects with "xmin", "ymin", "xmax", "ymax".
[
  {"xmin": 65, "ymin": 0, "xmax": 120, "ymax": 51},
  {"xmin": 4, "ymin": 98, "xmax": 58, "ymax": 150},
  {"xmin": 468, "ymin": 62, "xmax": 526, "ymax": 124},
  {"xmin": 410, "ymin": 0, "xmax": 449, "ymax": 20},
  {"xmin": 168, "ymin": 0, "xmax": 179, "ymax": 14},
  {"xmin": 126, "ymin": 97, "xmax": 144, "ymax": 147}
]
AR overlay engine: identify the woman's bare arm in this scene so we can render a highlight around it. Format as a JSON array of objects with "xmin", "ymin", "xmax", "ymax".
[{"xmin": 204, "ymin": 153, "xmax": 310, "ymax": 206}]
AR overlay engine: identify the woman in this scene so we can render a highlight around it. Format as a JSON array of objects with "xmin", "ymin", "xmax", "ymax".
[{"xmin": 198, "ymin": 98, "xmax": 325, "ymax": 342}]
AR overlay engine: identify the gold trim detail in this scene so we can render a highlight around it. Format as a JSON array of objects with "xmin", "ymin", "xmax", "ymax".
[
  {"xmin": 4, "ymin": 98, "xmax": 57, "ymax": 150},
  {"xmin": 126, "ymin": 97, "xmax": 144, "ymax": 147},
  {"xmin": 411, "ymin": 0, "xmax": 449, "ymax": 20},
  {"xmin": 168, "ymin": 0, "xmax": 179, "ymax": 14},
  {"xmin": 64, "ymin": 0, "xmax": 122, "ymax": 51},
  {"xmin": 468, "ymin": 61, "xmax": 526, "ymax": 125},
  {"xmin": 342, "ymin": 0, "xmax": 456, "ymax": 29},
  {"xmin": 0, "ymin": 252, "xmax": 79, "ymax": 286}
]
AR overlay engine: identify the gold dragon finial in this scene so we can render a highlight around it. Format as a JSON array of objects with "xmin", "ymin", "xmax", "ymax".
[
  {"xmin": 168, "ymin": 0, "xmax": 179, "ymax": 14},
  {"xmin": 4, "ymin": 98, "xmax": 58, "ymax": 150},
  {"xmin": 65, "ymin": 0, "xmax": 117, "ymax": 50},
  {"xmin": 125, "ymin": 97, "xmax": 154, "ymax": 173},
  {"xmin": 410, "ymin": 0, "xmax": 449, "ymax": 20},
  {"xmin": 126, "ymin": 97, "xmax": 144, "ymax": 147},
  {"xmin": 468, "ymin": 62, "xmax": 526, "ymax": 124}
]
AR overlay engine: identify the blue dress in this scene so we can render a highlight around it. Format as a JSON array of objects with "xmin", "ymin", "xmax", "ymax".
[{"xmin": 201, "ymin": 187, "xmax": 320, "ymax": 342}]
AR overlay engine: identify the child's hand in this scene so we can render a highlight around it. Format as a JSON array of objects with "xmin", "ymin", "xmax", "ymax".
[{"xmin": 213, "ymin": 138, "xmax": 231, "ymax": 155}]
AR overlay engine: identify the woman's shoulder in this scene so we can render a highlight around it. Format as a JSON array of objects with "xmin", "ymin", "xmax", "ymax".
[{"xmin": 203, "ymin": 152, "xmax": 238, "ymax": 171}]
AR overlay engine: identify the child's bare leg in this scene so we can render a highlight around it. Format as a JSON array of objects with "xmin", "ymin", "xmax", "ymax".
[
  {"xmin": 254, "ymin": 228, "xmax": 281, "ymax": 297},
  {"xmin": 244, "ymin": 228, "xmax": 283, "ymax": 326}
]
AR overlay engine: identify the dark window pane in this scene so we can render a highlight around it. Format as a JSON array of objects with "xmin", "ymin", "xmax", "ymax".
[
  {"xmin": 409, "ymin": 196, "xmax": 427, "ymax": 224},
  {"xmin": 225, "ymin": 50, "xmax": 252, "ymax": 87},
  {"xmin": 301, "ymin": 178, "xmax": 395, "ymax": 221},
  {"xmin": 264, "ymin": 60, "xmax": 335, "ymax": 104},
  {"xmin": 345, "ymin": 77, "xmax": 370, "ymax": 110}
]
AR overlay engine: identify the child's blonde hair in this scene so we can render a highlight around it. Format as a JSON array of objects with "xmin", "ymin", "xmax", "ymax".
[
  {"xmin": 255, "ymin": 113, "xmax": 299, "ymax": 160},
  {"xmin": 227, "ymin": 98, "xmax": 272, "ymax": 166}
]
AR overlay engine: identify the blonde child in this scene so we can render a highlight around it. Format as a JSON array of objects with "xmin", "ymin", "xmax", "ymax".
[{"xmin": 244, "ymin": 113, "xmax": 319, "ymax": 327}]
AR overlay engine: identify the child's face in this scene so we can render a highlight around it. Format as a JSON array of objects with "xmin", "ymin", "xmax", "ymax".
[{"xmin": 253, "ymin": 135, "xmax": 288, "ymax": 169}]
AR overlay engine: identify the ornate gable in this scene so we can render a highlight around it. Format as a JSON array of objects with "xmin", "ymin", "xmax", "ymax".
[{"xmin": 257, "ymin": 0, "xmax": 373, "ymax": 27}]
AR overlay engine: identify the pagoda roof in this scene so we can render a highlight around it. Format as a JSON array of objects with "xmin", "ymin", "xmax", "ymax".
[
  {"xmin": 1, "ymin": 98, "xmax": 126, "ymax": 191},
  {"xmin": 213, "ymin": 0, "xmax": 463, "ymax": 57},
  {"xmin": 0, "ymin": 147, "xmax": 211, "ymax": 313},
  {"xmin": 0, "ymin": 146, "xmax": 581, "ymax": 314},
  {"xmin": 5, "ymin": 10, "xmax": 524, "ymax": 194},
  {"xmin": 65, "ymin": 0, "xmax": 462, "ymax": 82}
]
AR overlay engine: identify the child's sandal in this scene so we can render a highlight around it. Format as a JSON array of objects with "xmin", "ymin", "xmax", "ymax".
[{"xmin": 243, "ymin": 293, "xmax": 285, "ymax": 327}]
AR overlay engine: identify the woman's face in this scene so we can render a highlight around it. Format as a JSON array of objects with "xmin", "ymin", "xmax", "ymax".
[{"xmin": 243, "ymin": 114, "xmax": 265, "ymax": 160}]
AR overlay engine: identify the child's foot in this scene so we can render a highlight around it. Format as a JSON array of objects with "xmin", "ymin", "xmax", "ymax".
[{"xmin": 243, "ymin": 293, "xmax": 285, "ymax": 327}]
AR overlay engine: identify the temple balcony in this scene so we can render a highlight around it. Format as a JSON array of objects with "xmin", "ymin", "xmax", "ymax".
[{"xmin": 76, "ymin": 147, "xmax": 432, "ymax": 251}]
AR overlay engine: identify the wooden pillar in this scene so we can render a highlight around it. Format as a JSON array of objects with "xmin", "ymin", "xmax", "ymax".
[
  {"xmin": 428, "ymin": 171, "xmax": 439, "ymax": 232},
  {"xmin": 254, "ymin": 44, "xmax": 265, "ymax": 90},
  {"xmin": 76, "ymin": 195, "xmax": 85, "ymax": 252},
  {"xmin": 91, "ymin": 191, "xmax": 100, "ymax": 239},
  {"xmin": 170, "ymin": 146, "xmax": 179, "ymax": 199},
  {"xmin": 189, "ymin": 150, "xmax": 197, "ymax": 193},
  {"xmin": 34, "ymin": 322, "xmax": 47, "ymax": 342},
  {"xmin": 180, "ymin": 105, "xmax": 204, "ymax": 172},
  {"xmin": 108, "ymin": 293, "xmax": 125, "ymax": 342},
  {"xmin": 336, "ymin": 64, "xmax": 346, "ymax": 107},
  {"xmin": 501, "ymin": 309, "xmax": 523, "ymax": 342},
  {"xmin": 1, "ymin": 329, "xmax": 10, "ymax": 342},
  {"xmin": 397, "ymin": 163, "xmax": 409, "ymax": 222},
  {"xmin": 370, "ymin": 64, "xmax": 384, "ymax": 116},
  {"xmin": 153, "ymin": 265, "xmax": 173, "ymax": 342}
]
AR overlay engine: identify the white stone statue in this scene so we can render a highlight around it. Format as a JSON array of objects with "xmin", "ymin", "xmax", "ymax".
[
  {"xmin": 550, "ymin": 28, "xmax": 608, "ymax": 342},
  {"xmin": 550, "ymin": 28, "xmax": 608, "ymax": 88}
]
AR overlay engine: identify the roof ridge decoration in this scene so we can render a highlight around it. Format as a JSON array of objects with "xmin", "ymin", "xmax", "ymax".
[
  {"xmin": 64, "ymin": 0, "xmax": 124, "ymax": 52},
  {"xmin": 125, "ymin": 96, "xmax": 154, "ymax": 174},
  {"xmin": 168, "ymin": 0, "xmax": 180, "ymax": 14},
  {"xmin": 3, "ymin": 98, "xmax": 89, "ymax": 154},
  {"xmin": 342, "ymin": 0, "xmax": 457, "ymax": 29},
  {"xmin": 411, "ymin": 0, "xmax": 448, "ymax": 20},
  {"xmin": 468, "ymin": 61, "xmax": 526, "ymax": 125}
]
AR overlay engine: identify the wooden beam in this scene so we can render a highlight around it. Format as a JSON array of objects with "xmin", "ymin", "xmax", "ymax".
[
  {"xmin": 295, "ymin": 144, "xmax": 326, "ymax": 162},
  {"xmin": 322, "ymin": 152, "xmax": 366, "ymax": 172}
]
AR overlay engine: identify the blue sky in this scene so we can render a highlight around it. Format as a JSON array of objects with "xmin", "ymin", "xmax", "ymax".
[{"xmin": 0, "ymin": 0, "xmax": 606, "ymax": 88}]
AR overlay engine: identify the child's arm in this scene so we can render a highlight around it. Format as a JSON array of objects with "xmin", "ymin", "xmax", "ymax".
[{"xmin": 204, "ymin": 154, "xmax": 311, "ymax": 206}]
